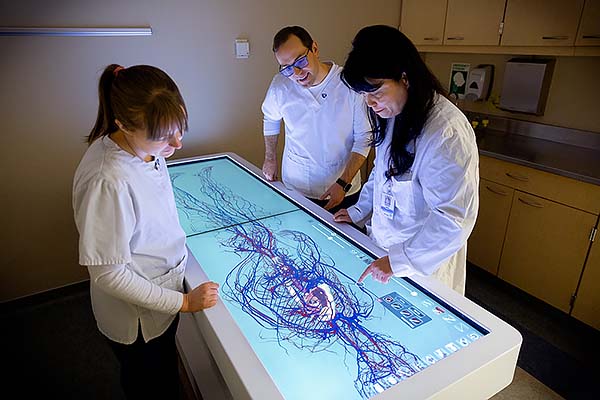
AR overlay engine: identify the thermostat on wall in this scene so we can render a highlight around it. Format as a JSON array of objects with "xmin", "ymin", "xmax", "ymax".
[{"xmin": 235, "ymin": 39, "xmax": 250, "ymax": 59}]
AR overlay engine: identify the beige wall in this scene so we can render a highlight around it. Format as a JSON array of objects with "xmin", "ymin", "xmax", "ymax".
[
  {"xmin": 423, "ymin": 53, "xmax": 600, "ymax": 133},
  {"xmin": 0, "ymin": 0, "xmax": 401, "ymax": 302}
]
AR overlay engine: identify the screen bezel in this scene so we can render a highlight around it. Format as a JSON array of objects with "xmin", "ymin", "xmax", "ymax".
[{"xmin": 168, "ymin": 152, "xmax": 521, "ymax": 400}]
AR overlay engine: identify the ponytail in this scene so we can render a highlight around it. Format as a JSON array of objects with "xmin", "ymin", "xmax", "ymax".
[{"xmin": 88, "ymin": 64, "xmax": 122, "ymax": 144}]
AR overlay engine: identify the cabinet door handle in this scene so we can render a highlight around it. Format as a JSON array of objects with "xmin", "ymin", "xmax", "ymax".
[
  {"xmin": 518, "ymin": 197, "xmax": 544, "ymax": 208},
  {"xmin": 542, "ymin": 35, "xmax": 569, "ymax": 40},
  {"xmin": 505, "ymin": 172, "xmax": 529, "ymax": 182},
  {"xmin": 582, "ymin": 35, "xmax": 600, "ymax": 39},
  {"xmin": 423, "ymin": 37, "xmax": 440, "ymax": 41},
  {"xmin": 485, "ymin": 186, "xmax": 509, "ymax": 196},
  {"xmin": 446, "ymin": 36, "xmax": 464, "ymax": 41}
]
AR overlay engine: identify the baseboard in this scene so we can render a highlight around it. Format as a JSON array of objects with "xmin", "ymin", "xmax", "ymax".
[{"xmin": 0, "ymin": 279, "xmax": 90, "ymax": 315}]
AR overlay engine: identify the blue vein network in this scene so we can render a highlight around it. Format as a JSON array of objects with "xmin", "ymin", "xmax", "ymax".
[{"xmin": 171, "ymin": 165, "xmax": 424, "ymax": 399}]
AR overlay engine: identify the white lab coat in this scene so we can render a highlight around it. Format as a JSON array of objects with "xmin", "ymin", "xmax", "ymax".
[
  {"xmin": 73, "ymin": 136, "xmax": 187, "ymax": 344},
  {"xmin": 262, "ymin": 63, "xmax": 371, "ymax": 198},
  {"xmin": 348, "ymin": 94, "xmax": 479, "ymax": 294}
]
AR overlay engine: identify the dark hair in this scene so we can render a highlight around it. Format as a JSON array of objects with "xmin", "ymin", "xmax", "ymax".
[
  {"xmin": 272, "ymin": 26, "xmax": 314, "ymax": 52},
  {"xmin": 88, "ymin": 64, "xmax": 188, "ymax": 144},
  {"xmin": 342, "ymin": 25, "xmax": 445, "ymax": 177}
]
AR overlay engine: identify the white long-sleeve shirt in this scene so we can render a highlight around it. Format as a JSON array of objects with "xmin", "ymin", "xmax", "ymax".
[
  {"xmin": 348, "ymin": 94, "xmax": 479, "ymax": 294},
  {"xmin": 73, "ymin": 136, "xmax": 187, "ymax": 344},
  {"xmin": 262, "ymin": 62, "xmax": 371, "ymax": 198}
]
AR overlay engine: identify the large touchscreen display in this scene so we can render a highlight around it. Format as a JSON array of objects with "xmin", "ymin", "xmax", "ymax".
[{"xmin": 169, "ymin": 156, "xmax": 488, "ymax": 400}]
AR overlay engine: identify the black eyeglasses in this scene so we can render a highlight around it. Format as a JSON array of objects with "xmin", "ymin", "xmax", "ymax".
[{"xmin": 279, "ymin": 49, "xmax": 310, "ymax": 77}]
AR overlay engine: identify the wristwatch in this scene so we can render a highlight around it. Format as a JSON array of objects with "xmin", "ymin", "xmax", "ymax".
[{"xmin": 336, "ymin": 178, "xmax": 352, "ymax": 193}]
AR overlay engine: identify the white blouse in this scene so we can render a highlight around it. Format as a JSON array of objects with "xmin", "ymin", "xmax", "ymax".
[
  {"xmin": 348, "ymin": 95, "xmax": 479, "ymax": 294},
  {"xmin": 73, "ymin": 136, "xmax": 187, "ymax": 344}
]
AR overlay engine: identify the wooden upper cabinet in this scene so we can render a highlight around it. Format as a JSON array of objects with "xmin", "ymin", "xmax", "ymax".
[
  {"xmin": 444, "ymin": 0, "xmax": 506, "ymax": 45},
  {"xmin": 501, "ymin": 0, "xmax": 585, "ymax": 46},
  {"xmin": 576, "ymin": 0, "xmax": 600, "ymax": 45},
  {"xmin": 400, "ymin": 0, "xmax": 448, "ymax": 45}
]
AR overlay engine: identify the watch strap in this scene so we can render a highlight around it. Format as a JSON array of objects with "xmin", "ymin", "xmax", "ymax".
[{"xmin": 336, "ymin": 178, "xmax": 352, "ymax": 192}]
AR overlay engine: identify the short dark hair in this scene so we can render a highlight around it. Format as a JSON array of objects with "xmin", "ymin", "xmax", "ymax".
[
  {"xmin": 272, "ymin": 26, "xmax": 314, "ymax": 52},
  {"xmin": 342, "ymin": 25, "xmax": 445, "ymax": 177}
]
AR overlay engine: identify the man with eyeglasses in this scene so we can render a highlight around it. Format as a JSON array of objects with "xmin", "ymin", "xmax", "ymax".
[{"xmin": 261, "ymin": 26, "xmax": 371, "ymax": 213}]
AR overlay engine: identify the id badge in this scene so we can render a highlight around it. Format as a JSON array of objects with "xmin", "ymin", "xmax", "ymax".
[{"xmin": 380, "ymin": 192, "xmax": 395, "ymax": 219}]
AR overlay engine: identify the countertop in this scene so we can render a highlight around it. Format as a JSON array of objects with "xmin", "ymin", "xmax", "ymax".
[{"xmin": 475, "ymin": 128, "xmax": 600, "ymax": 186}]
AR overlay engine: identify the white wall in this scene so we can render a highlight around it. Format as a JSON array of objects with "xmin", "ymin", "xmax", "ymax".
[{"xmin": 0, "ymin": 0, "xmax": 401, "ymax": 301}]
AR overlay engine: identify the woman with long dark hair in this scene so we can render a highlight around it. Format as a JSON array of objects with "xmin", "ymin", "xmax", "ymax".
[{"xmin": 334, "ymin": 26, "xmax": 479, "ymax": 294}]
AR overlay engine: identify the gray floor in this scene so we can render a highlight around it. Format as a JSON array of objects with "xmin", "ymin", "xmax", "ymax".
[
  {"xmin": 1, "ymin": 264, "xmax": 597, "ymax": 399},
  {"xmin": 465, "ymin": 264, "xmax": 599, "ymax": 399},
  {"xmin": 2, "ymin": 282, "xmax": 124, "ymax": 399},
  {"xmin": 492, "ymin": 367, "xmax": 563, "ymax": 399}
]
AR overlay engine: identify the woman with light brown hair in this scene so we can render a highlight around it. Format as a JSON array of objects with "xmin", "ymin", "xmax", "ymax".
[{"xmin": 73, "ymin": 64, "xmax": 219, "ymax": 398}]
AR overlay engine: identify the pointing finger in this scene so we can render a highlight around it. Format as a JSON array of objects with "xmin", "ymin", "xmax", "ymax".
[{"xmin": 358, "ymin": 264, "xmax": 373, "ymax": 283}]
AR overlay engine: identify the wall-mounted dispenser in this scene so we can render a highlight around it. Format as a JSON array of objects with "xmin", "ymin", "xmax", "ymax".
[
  {"xmin": 499, "ymin": 58, "xmax": 555, "ymax": 115},
  {"xmin": 465, "ymin": 65, "xmax": 493, "ymax": 101}
]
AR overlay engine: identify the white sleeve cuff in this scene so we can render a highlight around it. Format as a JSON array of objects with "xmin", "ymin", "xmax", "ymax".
[
  {"xmin": 347, "ymin": 206, "xmax": 365, "ymax": 227},
  {"xmin": 351, "ymin": 142, "xmax": 371, "ymax": 157},
  {"xmin": 346, "ymin": 199, "xmax": 372, "ymax": 228},
  {"xmin": 263, "ymin": 119, "xmax": 281, "ymax": 136},
  {"xmin": 388, "ymin": 244, "xmax": 419, "ymax": 277}
]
